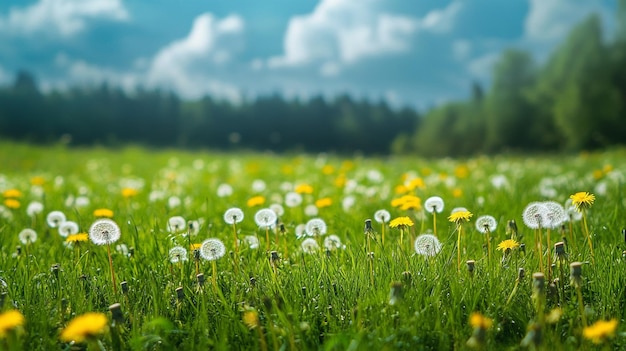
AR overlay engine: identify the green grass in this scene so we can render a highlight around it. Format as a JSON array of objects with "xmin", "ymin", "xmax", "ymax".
[{"xmin": 1, "ymin": 141, "xmax": 625, "ymax": 350}]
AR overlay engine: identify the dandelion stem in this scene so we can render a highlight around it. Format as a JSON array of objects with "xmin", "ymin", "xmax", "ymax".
[
  {"xmin": 107, "ymin": 243, "xmax": 118, "ymax": 295},
  {"xmin": 581, "ymin": 210, "xmax": 594, "ymax": 264},
  {"xmin": 432, "ymin": 211, "xmax": 437, "ymax": 238},
  {"xmin": 505, "ymin": 278, "xmax": 520, "ymax": 307},
  {"xmin": 546, "ymin": 229, "xmax": 552, "ymax": 279},
  {"xmin": 211, "ymin": 260, "xmax": 218, "ymax": 293},
  {"xmin": 576, "ymin": 285, "xmax": 587, "ymax": 327},
  {"xmin": 457, "ymin": 225, "xmax": 462, "ymax": 273},
  {"xmin": 381, "ymin": 222, "xmax": 386, "ymax": 246},
  {"xmin": 265, "ymin": 227, "xmax": 271, "ymax": 252},
  {"xmin": 537, "ymin": 228, "xmax": 544, "ymax": 273},
  {"xmin": 486, "ymin": 228, "xmax": 491, "ymax": 266}
]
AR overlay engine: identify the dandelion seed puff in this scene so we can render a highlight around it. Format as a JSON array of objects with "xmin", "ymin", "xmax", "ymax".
[
  {"xmin": 374, "ymin": 209, "xmax": 391, "ymax": 224},
  {"xmin": 26, "ymin": 201, "xmax": 44, "ymax": 217},
  {"xmin": 89, "ymin": 219, "xmax": 121, "ymax": 245},
  {"xmin": 304, "ymin": 204, "xmax": 318, "ymax": 217},
  {"xmin": 305, "ymin": 218, "xmax": 327, "ymax": 236},
  {"xmin": 475, "ymin": 215, "xmax": 497, "ymax": 234},
  {"xmin": 116, "ymin": 244, "xmax": 129, "ymax": 256},
  {"xmin": 424, "ymin": 196, "xmax": 444, "ymax": 213},
  {"xmin": 342, "ymin": 196, "xmax": 356, "ymax": 212},
  {"xmin": 169, "ymin": 246, "xmax": 188, "ymax": 263},
  {"xmin": 490, "ymin": 175, "xmax": 508, "ymax": 189},
  {"xmin": 187, "ymin": 219, "xmax": 202, "ymax": 236},
  {"xmin": 18, "ymin": 228, "xmax": 37, "ymax": 244},
  {"xmin": 270, "ymin": 203, "xmax": 285, "ymax": 217},
  {"xmin": 168, "ymin": 196, "xmax": 181, "ymax": 208},
  {"xmin": 46, "ymin": 211, "xmax": 66, "ymax": 228},
  {"xmin": 564, "ymin": 199, "xmax": 583, "ymax": 221},
  {"xmin": 200, "ymin": 238, "xmax": 226, "ymax": 261},
  {"xmin": 255, "ymin": 208, "xmax": 277, "ymax": 229},
  {"xmin": 252, "ymin": 179, "xmax": 266, "ymax": 192},
  {"xmin": 224, "ymin": 207, "xmax": 244, "ymax": 224},
  {"xmin": 217, "ymin": 183, "xmax": 233, "ymax": 198},
  {"xmin": 285, "ymin": 192, "xmax": 302, "ymax": 207},
  {"xmin": 414, "ymin": 234, "xmax": 442, "ymax": 257},
  {"xmin": 244, "ymin": 235, "xmax": 259, "ymax": 249},
  {"xmin": 324, "ymin": 235, "xmax": 342, "ymax": 250},
  {"xmin": 301, "ymin": 238, "xmax": 319, "ymax": 253},
  {"xmin": 58, "ymin": 221, "xmax": 79, "ymax": 237},
  {"xmin": 75, "ymin": 196, "xmax": 90, "ymax": 208},
  {"xmin": 295, "ymin": 224, "xmax": 306, "ymax": 239},
  {"xmin": 543, "ymin": 201, "xmax": 567, "ymax": 229},
  {"xmin": 168, "ymin": 216, "xmax": 186, "ymax": 233},
  {"xmin": 522, "ymin": 202, "xmax": 549, "ymax": 229}
]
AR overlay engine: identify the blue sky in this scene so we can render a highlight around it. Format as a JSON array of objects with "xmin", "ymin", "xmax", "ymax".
[{"xmin": 0, "ymin": 0, "xmax": 616, "ymax": 109}]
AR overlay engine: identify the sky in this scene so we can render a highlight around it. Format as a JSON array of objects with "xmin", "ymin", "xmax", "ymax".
[{"xmin": 0, "ymin": 0, "xmax": 617, "ymax": 109}]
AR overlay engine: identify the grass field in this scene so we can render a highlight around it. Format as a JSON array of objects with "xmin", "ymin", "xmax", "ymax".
[{"xmin": 0, "ymin": 141, "xmax": 625, "ymax": 350}]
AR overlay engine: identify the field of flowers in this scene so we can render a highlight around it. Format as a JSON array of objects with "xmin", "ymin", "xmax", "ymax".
[{"xmin": 0, "ymin": 141, "xmax": 625, "ymax": 350}]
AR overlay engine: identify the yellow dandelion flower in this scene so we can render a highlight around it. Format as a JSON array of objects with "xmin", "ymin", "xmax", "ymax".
[
  {"xmin": 602, "ymin": 164, "xmax": 613, "ymax": 174},
  {"xmin": 448, "ymin": 211, "xmax": 473, "ymax": 224},
  {"xmin": 60, "ymin": 312, "xmax": 108, "ymax": 343},
  {"xmin": 30, "ymin": 176, "xmax": 46, "ymax": 186},
  {"xmin": 242, "ymin": 310, "xmax": 260, "ymax": 330},
  {"xmin": 334, "ymin": 175, "xmax": 346, "ymax": 188},
  {"xmin": 455, "ymin": 165, "xmax": 469, "ymax": 179},
  {"xmin": 247, "ymin": 195, "xmax": 266, "ymax": 207},
  {"xmin": 281, "ymin": 165, "xmax": 294, "ymax": 175},
  {"xmin": 322, "ymin": 165, "xmax": 335, "ymax": 175},
  {"xmin": 2, "ymin": 189, "xmax": 22, "ymax": 198},
  {"xmin": 121, "ymin": 188, "xmax": 139, "ymax": 198},
  {"xmin": 583, "ymin": 319, "xmax": 618, "ymax": 344},
  {"xmin": 394, "ymin": 184, "xmax": 409, "ymax": 195},
  {"xmin": 592, "ymin": 170, "xmax": 604, "ymax": 180},
  {"xmin": 295, "ymin": 184, "xmax": 314, "ymax": 194},
  {"xmin": 545, "ymin": 308, "xmax": 563, "ymax": 324},
  {"xmin": 399, "ymin": 197, "xmax": 422, "ymax": 211},
  {"xmin": 406, "ymin": 177, "xmax": 425, "ymax": 191},
  {"xmin": 190, "ymin": 243, "xmax": 202, "ymax": 251},
  {"xmin": 3, "ymin": 199, "xmax": 20, "ymax": 209},
  {"xmin": 496, "ymin": 239, "xmax": 520, "ymax": 252},
  {"xmin": 389, "ymin": 217, "xmax": 414, "ymax": 229},
  {"xmin": 452, "ymin": 188, "xmax": 463, "ymax": 198},
  {"xmin": 569, "ymin": 192, "xmax": 595, "ymax": 212},
  {"xmin": 469, "ymin": 312, "xmax": 493, "ymax": 329},
  {"xmin": 0, "ymin": 310, "xmax": 25, "ymax": 338},
  {"xmin": 93, "ymin": 208, "xmax": 114, "ymax": 218},
  {"xmin": 315, "ymin": 197, "xmax": 333, "ymax": 208},
  {"xmin": 66, "ymin": 233, "xmax": 89, "ymax": 243}
]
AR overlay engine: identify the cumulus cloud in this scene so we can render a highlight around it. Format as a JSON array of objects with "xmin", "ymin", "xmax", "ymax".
[{"xmin": 0, "ymin": 0, "xmax": 128, "ymax": 38}]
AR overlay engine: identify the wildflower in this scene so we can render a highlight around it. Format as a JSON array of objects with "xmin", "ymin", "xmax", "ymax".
[
  {"xmin": 3, "ymin": 189, "xmax": 22, "ymax": 198},
  {"xmin": 315, "ymin": 197, "xmax": 332, "ymax": 208},
  {"xmin": 542, "ymin": 201, "xmax": 567, "ymax": 229},
  {"xmin": 243, "ymin": 235, "xmax": 260, "ymax": 249},
  {"xmin": 30, "ymin": 176, "xmax": 45, "ymax": 186},
  {"xmin": 216, "ymin": 183, "xmax": 233, "ymax": 197},
  {"xmin": 224, "ymin": 207, "xmax": 244, "ymax": 224},
  {"xmin": 4, "ymin": 199, "xmax": 20, "ymax": 209},
  {"xmin": 469, "ymin": 312, "xmax": 493, "ymax": 329},
  {"xmin": 414, "ymin": 234, "xmax": 442, "ymax": 257},
  {"xmin": 89, "ymin": 219, "xmax": 121, "ymax": 245},
  {"xmin": 18, "ymin": 228, "xmax": 38, "ymax": 244},
  {"xmin": 26, "ymin": 201, "xmax": 44, "ymax": 217},
  {"xmin": 301, "ymin": 238, "xmax": 319, "ymax": 253},
  {"xmin": 546, "ymin": 308, "xmax": 563, "ymax": 324},
  {"xmin": 66, "ymin": 233, "xmax": 89, "ymax": 243},
  {"xmin": 47, "ymin": 210, "xmax": 66, "ymax": 228},
  {"xmin": 169, "ymin": 246, "xmax": 188, "ymax": 263},
  {"xmin": 305, "ymin": 218, "xmax": 327, "ymax": 236},
  {"xmin": 60, "ymin": 312, "xmax": 108, "ymax": 343},
  {"xmin": 475, "ymin": 215, "xmax": 497, "ymax": 234},
  {"xmin": 167, "ymin": 216, "xmax": 186, "ymax": 233},
  {"xmin": 324, "ymin": 235, "xmax": 343, "ymax": 250},
  {"xmin": 199, "ymin": 238, "xmax": 226, "ymax": 261},
  {"xmin": 93, "ymin": 208, "xmax": 114, "ymax": 218},
  {"xmin": 522, "ymin": 202, "xmax": 548, "ymax": 229},
  {"xmin": 168, "ymin": 196, "xmax": 181, "ymax": 208},
  {"xmin": 497, "ymin": 239, "xmax": 519, "ymax": 252},
  {"xmin": 58, "ymin": 221, "xmax": 79, "ymax": 237},
  {"xmin": 242, "ymin": 310, "xmax": 260, "ymax": 329},
  {"xmin": 295, "ymin": 184, "xmax": 313, "ymax": 194},
  {"xmin": 285, "ymin": 192, "xmax": 303, "ymax": 207},
  {"xmin": 424, "ymin": 196, "xmax": 444, "ymax": 213},
  {"xmin": 0, "ymin": 310, "xmax": 25, "ymax": 338},
  {"xmin": 121, "ymin": 188, "xmax": 138, "ymax": 198},
  {"xmin": 570, "ymin": 192, "xmax": 595, "ymax": 212},
  {"xmin": 583, "ymin": 319, "xmax": 618, "ymax": 344},
  {"xmin": 247, "ymin": 195, "xmax": 266, "ymax": 207},
  {"xmin": 270, "ymin": 203, "xmax": 284, "ymax": 216},
  {"xmin": 190, "ymin": 243, "xmax": 202, "ymax": 251},
  {"xmin": 448, "ymin": 211, "xmax": 473, "ymax": 224},
  {"xmin": 254, "ymin": 209, "xmax": 277, "ymax": 229},
  {"xmin": 389, "ymin": 216, "xmax": 414, "ymax": 229},
  {"xmin": 374, "ymin": 209, "xmax": 391, "ymax": 224},
  {"xmin": 187, "ymin": 219, "xmax": 201, "ymax": 235},
  {"xmin": 467, "ymin": 312, "xmax": 492, "ymax": 349}
]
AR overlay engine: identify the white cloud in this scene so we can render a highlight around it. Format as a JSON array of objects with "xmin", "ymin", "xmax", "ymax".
[
  {"xmin": 146, "ymin": 13, "xmax": 244, "ymax": 101},
  {"xmin": 452, "ymin": 40, "xmax": 471, "ymax": 61},
  {"xmin": 467, "ymin": 52, "xmax": 499, "ymax": 79},
  {"xmin": 0, "ymin": 0, "xmax": 128, "ymax": 38},
  {"xmin": 421, "ymin": 1, "xmax": 463, "ymax": 34}
]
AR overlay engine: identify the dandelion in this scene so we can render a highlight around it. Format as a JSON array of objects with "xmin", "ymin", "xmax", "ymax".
[
  {"xmin": 389, "ymin": 216, "xmax": 413, "ymax": 246},
  {"xmin": 217, "ymin": 183, "xmax": 233, "ymax": 197},
  {"xmin": 251, "ymin": 179, "xmax": 266, "ymax": 192},
  {"xmin": 324, "ymin": 235, "xmax": 343, "ymax": 251},
  {"xmin": 89, "ymin": 219, "xmax": 121, "ymax": 294},
  {"xmin": 0, "ymin": 310, "xmax": 25, "ymax": 338},
  {"xmin": 305, "ymin": 218, "xmax": 327, "ymax": 237},
  {"xmin": 374, "ymin": 209, "xmax": 391, "ymax": 245},
  {"xmin": 167, "ymin": 216, "xmax": 186, "ymax": 233},
  {"xmin": 225, "ymin": 207, "xmax": 244, "ymax": 258},
  {"xmin": 523, "ymin": 202, "xmax": 549, "ymax": 272},
  {"xmin": 449, "ymin": 210, "xmax": 472, "ymax": 272},
  {"xmin": 60, "ymin": 312, "xmax": 108, "ymax": 343},
  {"xmin": 2, "ymin": 189, "xmax": 22, "ymax": 198},
  {"xmin": 18, "ymin": 228, "xmax": 37, "ymax": 245},
  {"xmin": 247, "ymin": 195, "xmax": 266, "ymax": 207},
  {"xmin": 467, "ymin": 312, "xmax": 492, "ymax": 349},
  {"xmin": 3, "ymin": 199, "xmax": 20, "ymax": 209},
  {"xmin": 304, "ymin": 204, "xmax": 319, "ymax": 216},
  {"xmin": 244, "ymin": 235, "xmax": 260, "ymax": 249},
  {"xmin": 542, "ymin": 201, "xmax": 566, "ymax": 271},
  {"xmin": 187, "ymin": 219, "xmax": 201, "ymax": 236},
  {"xmin": 270, "ymin": 203, "xmax": 284, "ymax": 217},
  {"xmin": 58, "ymin": 221, "xmax": 79, "ymax": 237},
  {"xmin": 315, "ymin": 197, "xmax": 332, "ymax": 209},
  {"xmin": 200, "ymin": 238, "xmax": 226, "ymax": 290},
  {"xmin": 301, "ymin": 238, "xmax": 319, "ymax": 253},
  {"xmin": 121, "ymin": 188, "xmax": 138, "ymax": 198},
  {"xmin": 66, "ymin": 233, "xmax": 88, "ymax": 243},
  {"xmin": 169, "ymin": 246, "xmax": 188, "ymax": 263},
  {"xmin": 284, "ymin": 192, "xmax": 302, "ymax": 207},
  {"xmin": 26, "ymin": 201, "xmax": 43, "ymax": 217},
  {"xmin": 496, "ymin": 239, "xmax": 519, "ymax": 252},
  {"xmin": 476, "ymin": 215, "xmax": 497, "ymax": 263},
  {"xmin": 46, "ymin": 210, "xmax": 66, "ymax": 228},
  {"xmin": 414, "ymin": 234, "xmax": 442, "ymax": 257},
  {"xmin": 93, "ymin": 208, "xmax": 114, "ymax": 218},
  {"xmin": 295, "ymin": 184, "xmax": 313, "ymax": 194},
  {"xmin": 570, "ymin": 191, "xmax": 595, "ymax": 262},
  {"xmin": 583, "ymin": 319, "xmax": 618, "ymax": 344},
  {"xmin": 255, "ymin": 208, "xmax": 277, "ymax": 250}
]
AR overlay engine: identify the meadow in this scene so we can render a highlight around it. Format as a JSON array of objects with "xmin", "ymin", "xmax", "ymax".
[{"xmin": 0, "ymin": 141, "xmax": 625, "ymax": 350}]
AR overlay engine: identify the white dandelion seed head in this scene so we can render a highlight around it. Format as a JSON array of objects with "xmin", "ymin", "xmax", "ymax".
[
  {"xmin": 304, "ymin": 204, "xmax": 319, "ymax": 217},
  {"xmin": 374, "ymin": 209, "xmax": 391, "ymax": 224},
  {"xmin": 26, "ymin": 201, "xmax": 44, "ymax": 217},
  {"xmin": 255, "ymin": 208, "xmax": 277, "ymax": 229},
  {"xmin": 187, "ymin": 219, "xmax": 202, "ymax": 236},
  {"xmin": 116, "ymin": 244, "xmax": 129, "ymax": 256},
  {"xmin": 414, "ymin": 234, "xmax": 442, "ymax": 257},
  {"xmin": 243, "ymin": 235, "xmax": 260, "ymax": 249},
  {"xmin": 18, "ymin": 228, "xmax": 38, "ymax": 244},
  {"xmin": 224, "ymin": 207, "xmax": 244, "ymax": 224},
  {"xmin": 75, "ymin": 196, "xmax": 90, "ymax": 208},
  {"xmin": 270, "ymin": 203, "xmax": 285, "ymax": 217},
  {"xmin": 168, "ymin": 216, "xmax": 187, "ymax": 233},
  {"xmin": 58, "ymin": 221, "xmax": 79, "ymax": 237},
  {"xmin": 200, "ymin": 238, "xmax": 226, "ymax": 261},
  {"xmin": 89, "ymin": 218, "xmax": 121, "ymax": 245},
  {"xmin": 522, "ymin": 202, "xmax": 549, "ymax": 230},
  {"xmin": 594, "ymin": 182, "xmax": 607, "ymax": 196},
  {"xmin": 323, "ymin": 235, "xmax": 343, "ymax": 250},
  {"xmin": 367, "ymin": 169, "xmax": 384, "ymax": 183},
  {"xmin": 46, "ymin": 210, "xmax": 66, "ymax": 228},
  {"xmin": 450, "ymin": 207, "xmax": 469, "ymax": 215},
  {"xmin": 301, "ymin": 238, "xmax": 319, "ymax": 253},
  {"xmin": 564, "ymin": 199, "xmax": 583, "ymax": 222},
  {"xmin": 149, "ymin": 190, "xmax": 165, "ymax": 202},
  {"xmin": 295, "ymin": 224, "xmax": 307, "ymax": 239},
  {"xmin": 217, "ymin": 183, "xmax": 233, "ymax": 198},
  {"xmin": 285, "ymin": 192, "xmax": 302, "ymax": 208},
  {"xmin": 169, "ymin": 246, "xmax": 188, "ymax": 263},
  {"xmin": 424, "ymin": 196, "xmax": 444, "ymax": 213},
  {"xmin": 305, "ymin": 218, "xmax": 327, "ymax": 236},
  {"xmin": 342, "ymin": 196, "xmax": 356, "ymax": 212},
  {"xmin": 490, "ymin": 174, "xmax": 509, "ymax": 189},
  {"xmin": 543, "ymin": 201, "xmax": 568, "ymax": 229},
  {"xmin": 252, "ymin": 179, "xmax": 266, "ymax": 192},
  {"xmin": 168, "ymin": 196, "xmax": 181, "ymax": 209},
  {"xmin": 475, "ymin": 215, "xmax": 497, "ymax": 234}
]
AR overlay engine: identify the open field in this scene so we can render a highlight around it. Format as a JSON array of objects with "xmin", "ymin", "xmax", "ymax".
[{"xmin": 1, "ymin": 142, "xmax": 625, "ymax": 350}]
